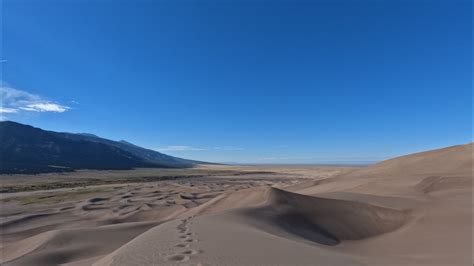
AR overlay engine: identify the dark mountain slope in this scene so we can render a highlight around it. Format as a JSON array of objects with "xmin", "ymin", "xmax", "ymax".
[
  {"xmin": 59, "ymin": 132, "xmax": 195, "ymax": 168},
  {"xmin": 0, "ymin": 121, "xmax": 198, "ymax": 174}
]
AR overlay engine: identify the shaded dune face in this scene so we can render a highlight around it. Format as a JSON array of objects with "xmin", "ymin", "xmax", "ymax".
[
  {"xmin": 243, "ymin": 188, "xmax": 411, "ymax": 245},
  {"xmin": 415, "ymin": 175, "xmax": 472, "ymax": 194}
]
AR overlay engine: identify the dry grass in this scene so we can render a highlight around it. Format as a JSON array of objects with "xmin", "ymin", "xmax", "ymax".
[{"xmin": 0, "ymin": 166, "xmax": 278, "ymax": 193}]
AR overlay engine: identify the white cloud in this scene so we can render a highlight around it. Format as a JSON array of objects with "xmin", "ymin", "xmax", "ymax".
[
  {"xmin": 156, "ymin": 146, "xmax": 207, "ymax": 152},
  {"xmin": 0, "ymin": 85, "xmax": 70, "ymax": 117},
  {"xmin": 0, "ymin": 107, "xmax": 18, "ymax": 113},
  {"xmin": 20, "ymin": 103, "xmax": 69, "ymax": 113}
]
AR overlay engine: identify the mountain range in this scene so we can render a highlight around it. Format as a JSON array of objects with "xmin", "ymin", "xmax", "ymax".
[{"xmin": 0, "ymin": 121, "xmax": 205, "ymax": 174}]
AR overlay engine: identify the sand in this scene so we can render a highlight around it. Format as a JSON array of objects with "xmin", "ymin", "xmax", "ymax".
[{"xmin": 1, "ymin": 144, "xmax": 472, "ymax": 265}]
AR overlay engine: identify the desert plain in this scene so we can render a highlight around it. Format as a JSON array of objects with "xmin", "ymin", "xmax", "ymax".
[{"xmin": 0, "ymin": 143, "xmax": 472, "ymax": 266}]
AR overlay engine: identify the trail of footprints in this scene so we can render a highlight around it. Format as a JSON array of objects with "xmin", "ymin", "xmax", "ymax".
[{"xmin": 166, "ymin": 216, "xmax": 201, "ymax": 262}]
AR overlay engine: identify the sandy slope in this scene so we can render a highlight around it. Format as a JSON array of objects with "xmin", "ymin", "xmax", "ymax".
[
  {"xmin": 0, "ymin": 170, "xmax": 316, "ymax": 265},
  {"xmin": 2, "ymin": 144, "xmax": 472, "ymax": 265},
  {"xmin": 92, "ymin": 143, "xmax": 472, "ymax": 266}
]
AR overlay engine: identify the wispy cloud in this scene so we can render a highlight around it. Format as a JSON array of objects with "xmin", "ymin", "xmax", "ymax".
[
  {"xmin": 20, "ymin": 103, "xmax": 69, "ymax": 112},
  {"xmin": 155, "ymin": 145, "xmax": 244, "ymax": 152},
  {"xmin": 0, "ymin": 107, "xmax": 18, "ymax": 114},
  {"xmin": 156, "ymin": 146, "xmax": 207, "ymax": 152},
  {"xmin": 0, "ymin": 84, "xmax": 70, "ymax": 118}
]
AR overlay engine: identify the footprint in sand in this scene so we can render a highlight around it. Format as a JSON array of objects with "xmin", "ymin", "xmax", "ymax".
[
  {"xmin": 181, "ymin": 249, "xmax": 199, "ymax": 255},
  {"xmin": 166, "ymin": 254, "xmax": 189, "ymax": 262},
  {"xmin": 168, "ymin": 216, "xmax": 201, "ymax": 261}
]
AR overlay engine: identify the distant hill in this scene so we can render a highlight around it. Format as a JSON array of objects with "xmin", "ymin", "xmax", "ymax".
[{"xmin": 0, "ymin": 121, "xmax": 202, "ymax": 174}]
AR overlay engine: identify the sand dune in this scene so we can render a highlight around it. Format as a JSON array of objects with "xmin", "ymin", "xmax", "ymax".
[
  {"xmin": 1, "ymin": 144, "xmax": 472, "ymax": 265},
  {"xmin": 1, "ymin": 171, "xmax": 310, "ymax": 265},
  {"xmin": 251, "ymin": 187, "xmax": 411, "ymax": 241},
  {"xmin": 93, "ymin": 186, "xmax": 411, "ymax": 265}
]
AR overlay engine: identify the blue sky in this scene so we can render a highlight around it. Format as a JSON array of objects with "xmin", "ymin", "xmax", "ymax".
[{"xmin": 1, "ymin": 0, "xmax": 471, "ymax": 163}]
